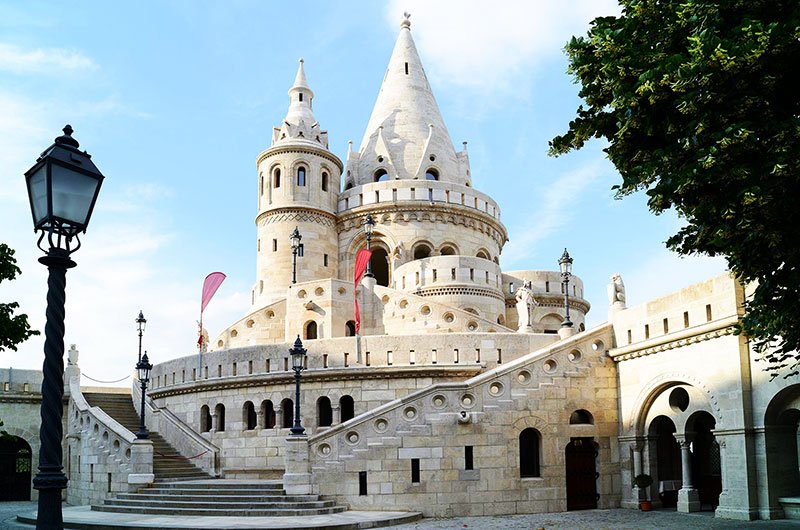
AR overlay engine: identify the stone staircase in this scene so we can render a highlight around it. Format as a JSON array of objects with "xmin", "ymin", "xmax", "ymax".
[
  {"xmin": 92, "ymin": 480, "xmax": 350, "ymax": 517},
  {"xmin": 83, "ymin": 392, "xmax": 210, "ymax": 480}
]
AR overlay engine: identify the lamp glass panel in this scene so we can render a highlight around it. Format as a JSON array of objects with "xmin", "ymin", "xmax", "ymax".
[
  {"xmin": 50, "ymin": 164, "xmax": 98, "ymax": 226},
  {"xmin": 291, "ymin": 351, "xmax": 305, "ymax": 369},
  {"xmin": 27, "ymin": 166, "xmax": 48, "ymax": 225}
]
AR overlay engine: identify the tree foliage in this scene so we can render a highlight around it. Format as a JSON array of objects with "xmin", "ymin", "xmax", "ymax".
[
  {"xmin": 0, "ymin": 243, "xmax": 39, "ymax": 352},
  {"xmin": 550, "ymin": 0, "xmax": 800, "ymax": 376}
]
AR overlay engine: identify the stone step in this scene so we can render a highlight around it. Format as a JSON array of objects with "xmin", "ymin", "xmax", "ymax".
[
  {"xmin": 117, "ymin": 492, "xmax": 319, "ymax": 502},
  {"xmin": 142, "ymin": 486, "xmax": 284, "ymax": 494},
  {"xmin": 102, "ymin": 498, "xmax": 338, "ymax": 510},
  {"xmin": 91, "ymin": 505, "xmax": 349, "ymax": 517}
]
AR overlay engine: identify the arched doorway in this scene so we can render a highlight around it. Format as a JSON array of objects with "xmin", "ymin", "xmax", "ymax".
[
  {"xmin": 340, "ymin": 395, "xmax": 355, "ymax": 422},
  {"xmin": 371, "ymin": 247, "xmax": 390, "ymax": 287},
  {"xmin": 565, "ymin": 437, "xmax": 598, "ymax": 510},
  {"xmin": 317, "ymin": 396, "xmax": 333, "ymax": 427},
  {"xmin": 305, "ymin": 321, "xmax": 318, "ymax": 340},
  {"xmin": 649, "ymin": 415, "xmax": 681, "ymax": 507},
  {"xmin": 345, "ymin": 321, "xmax": 356, "ymax": 337},
  {"xmin": 764, "ymin": 385, "xmax": 800, "ymax": 511},
  {"xmin": 687, "ymin": 411, "xmax": 721, "ymax": 509},
  {"xmin": 0, "ymin": 436, "xmax": 32, "ymax": 501}
]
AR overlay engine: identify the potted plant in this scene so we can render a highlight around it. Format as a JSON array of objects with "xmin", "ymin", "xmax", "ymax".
[{"xmin": 633, "ymin": 473, "xmax": 654, "ymax": 511}]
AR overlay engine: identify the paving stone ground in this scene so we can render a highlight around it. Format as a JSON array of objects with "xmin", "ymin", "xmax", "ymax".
[{"xmin": 2, "ymin": 502, "xmax": 799, "ymax": 530}]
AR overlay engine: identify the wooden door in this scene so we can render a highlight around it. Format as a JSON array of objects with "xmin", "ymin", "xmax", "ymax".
[{"xmin": 566, "ymin": 437, "xmax": 597, "ymax": 510}]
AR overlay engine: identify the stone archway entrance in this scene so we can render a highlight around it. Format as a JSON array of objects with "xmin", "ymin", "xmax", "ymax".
[
  {"xmin": 688, "ymin": 411, "xmax": 721, "ymax": 509},
  {"xmin": 565, "ymin": 437, "xmax": 598, "ymax": 510},
  {"xmin": 370, "ymin": 247, "xmax": 390, "ymax": 287},
  {"xmin": 649, "ymin": 415, "xmax": 681, "ymax": 507},
  {"xmin": 0, "ymin": 436, "xmax": 32, "ymax": 501}
]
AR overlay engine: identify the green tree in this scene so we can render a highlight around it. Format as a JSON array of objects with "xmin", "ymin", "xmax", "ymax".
[
  {"xmin": 0, "ymin": 243, "xmax": 39, "ymax": 352},
  {"xmin": 550, "ymin": 1, "xmax": 800, "ymax": 376}
]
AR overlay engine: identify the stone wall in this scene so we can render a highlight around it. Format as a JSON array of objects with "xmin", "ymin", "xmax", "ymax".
[{"xmin": 0, "ymin": 367, "xmax": 43, "ymax": 501}]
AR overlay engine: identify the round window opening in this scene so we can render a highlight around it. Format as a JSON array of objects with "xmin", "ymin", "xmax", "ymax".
[{"xmin": 669, "ymin": 387, "xmax": 690, "ymax": 412}]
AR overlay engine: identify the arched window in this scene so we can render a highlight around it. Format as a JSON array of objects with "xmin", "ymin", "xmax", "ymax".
[
  {"xmin": 297, "ymin": 166, "xmax": 306, "ymax": 186},
  {"xmin": 519, "ymin": 428, "xmax": 541, "ymax": 477},
  {"xmin": 305, "ymin": 321, "xmax": 318, "ymax": 340},
  {"xmin": 322, "ymin": 172, "xmax": 329, "ymax": 191},
  {"xmin": 344, "ymin": 181, "xmax": 354, "ymax": 190},
  {"xmin": 345, "ymin": 320, "xmax": 356, "ymax": 337},
  {"xmin": 281, "ymin": 398, "xmax": 294, "ymax": 428},
  {"xmin": 200, "ymin": 405, "xmax": 211, "ymax": 432},
  {"xmin": 340, "ymin": 395, "xmax": 355, "ymax": 422},
  {"xmin": 440, "ymin": 245, "xmax": 456, "ymax": 256},
  {"xmin": 214, "ymin": 404, "xmax": 226, "ymax": 432},
  {"xmin": 413, "ymin": 243, "xmax": 432, "ymax": 260},
  {"xmin": 260, "ymin": 174, "xmax": 264, "ymax": 196},
  {"xmin": 317, "ymin": 396, "xmax": 333, "ymax": 427},
  {"xmin": 243, "ymin": 401, "xmax": 257, "ymax": 430},
  {"xmin": 569, "ymin": 409, "xmax": 594, "ymax": 425},
  {"xmin": 274, "ymin": 168, "xmax": 281, "ymax": 188},
  {"xmin": 261, "ymin": 399, "xmax": 276, "ymax": 429},
  {"xmin": 476, "ymin": 249, "xmax": 490, "ymax": 260},
  {"xmin": 425, "ymin": 168, "xmax": 439, "ymax": 181},
  {"xmin": 374, "ymin": 169, "xmax": 388, "ymax": 182}
]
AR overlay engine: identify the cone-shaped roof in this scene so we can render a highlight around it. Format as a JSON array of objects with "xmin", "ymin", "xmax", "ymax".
[
  {"xmin": 355, "ymin": 14, "xmax": 460, "ymax": 183},
  {"xmin": 271, "ymin": 59, "xmax": 329, "ymax": 149}
]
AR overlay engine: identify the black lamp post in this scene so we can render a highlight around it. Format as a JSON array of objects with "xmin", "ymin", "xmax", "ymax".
[
  {"xmin": 559, "ymin": 248, "xmax": 574, "ymax": 329},
  {"xmin": 290, "ymin": 227, "xmax": 302, "ymax": 285},
  {"xmin": 289, "ymin": 336, "xmax": 307, "ymax": 435},
  {"xmin": 136, "ymin": 352, "xmax": 153, "ymax": 439},
  {"xmin": 24, "ymin": 125, "xmax": 105, "ymax": 530},
  {"xmin": 136, "ymin": 310, "xmax": 146, "ymax": 363},
  {"xmin": 364, "ymin": 213, "xmax": 375, "ymax": 278}
]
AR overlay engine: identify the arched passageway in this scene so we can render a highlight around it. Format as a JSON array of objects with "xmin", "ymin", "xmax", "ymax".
[
  {"xmin": 687, "ymin": 411, "xmax": 721, "ymax": 509},
  {"xmin": 648, "ymin": 415, "xmax": 681, "ymax": 507},
  {"xmin": 0, "ymin": 436, "xmax": 32, "ymax": 501},
  {"xmin": 764, "ymin": 385, "xmax": 800, "ymax": 510},
  {"xmin": 371, "ymin": 247, "xmax": 390, "ymax": 287}
]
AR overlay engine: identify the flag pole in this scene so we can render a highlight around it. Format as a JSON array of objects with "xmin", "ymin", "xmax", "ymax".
[
  {"xmin": 355, "ymin": 333, "xmax": 362, "ymax": 365},
  {"xmin": 198, "ymin": 311, "xmax": 204, "ymax": 379}
]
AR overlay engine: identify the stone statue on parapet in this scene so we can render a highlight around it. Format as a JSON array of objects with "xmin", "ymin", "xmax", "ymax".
[
  {"xmin": 515, "ymin": 280, "xmax": 538, "ymax": 333},
  {"xmin": 608, "ymin": 273, "xmax": 626, "ymax": 309},
  {"xmin": 197, "ymin": 321, "xmax": 209, "ymax": 353}
]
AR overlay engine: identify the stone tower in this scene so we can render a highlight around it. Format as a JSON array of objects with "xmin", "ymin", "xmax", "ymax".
[{"xmin": 252, "ymin": 59, "xmax": 343, "ymax": 308}]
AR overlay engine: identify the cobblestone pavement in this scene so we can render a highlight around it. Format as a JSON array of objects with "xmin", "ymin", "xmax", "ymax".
[
  {"xmin": 1, "ymin": 503, "xmax": 799, "ymax": 530},
  {"xmin": 390, "ymin": 509, "xmax": 800, "ymax": 530}
]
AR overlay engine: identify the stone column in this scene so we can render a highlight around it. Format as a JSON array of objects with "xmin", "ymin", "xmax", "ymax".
[
  {"xmin": 257, "ymin": 408, "xmax": 265, "ymax": 430},
  {"xmin": 276, "ymin": 406, "xmax": 283, "ymax": 429},
  {"xmin": 332, "ymin": 404, "xmax": 341, "ymax": 425},
  {"xmin": 210, "ymin": 411, "xmax": 217, "ymax": 434},
  {"xmin": 127, "ymin": 439, "xmax": 154, "ymax": 492},
  {"xmin": 283, "ymin": 435, "xmax": 312, "ymax": 494},
  {"xmin": 677, "ymin": 436, "xmax": 701, "ymax": 512},
  {"xmin": 632, "ymin": 439, "xmax": 647, "ymax": 504}
]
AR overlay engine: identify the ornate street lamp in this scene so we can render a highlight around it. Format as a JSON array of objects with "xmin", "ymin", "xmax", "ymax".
[
  {"xmin": 290, "ymin": 227, "xmax": 302, "ymax": 284},
  {"xmin": 364, "ymin": 213, "xmax": 375, "ymax": 278},
  {"xmin": 24, "ymin": 125, "xmax": 105, "ymax": 530},
  {"xmin": 135, "ymin": 352, "xmax": 153, "ymax": 439},
  {"xmin": 289, "ymin": 336, "xmax": 307, "ymax": 435},
  {"xmin": 136, "ymin": 310, "xmax": 146, "ymax": 363},
  {"xmin": 559, "ymin": 248, "xmax": 574, "ymax": 329}
]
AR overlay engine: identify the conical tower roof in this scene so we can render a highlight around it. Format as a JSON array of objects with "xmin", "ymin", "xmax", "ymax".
[
  {"xmin": 353, "ymin": 14, "xmax": 462, "ymax": 184},
  {"xmin": 271, "ymin": 59, "xmax": 329, "ymax": 149}
]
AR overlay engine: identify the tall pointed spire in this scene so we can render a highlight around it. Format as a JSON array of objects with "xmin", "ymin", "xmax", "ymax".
[
  {"xmin": 271, "ymin": 59, "xmax": 328, "ymax": 148},
  {"xmin": 350, "ymin": 13, "xmax": 465, "ymax": 185}
]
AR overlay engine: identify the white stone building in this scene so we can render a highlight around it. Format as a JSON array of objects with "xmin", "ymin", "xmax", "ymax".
[{"xmin": 2, "ymin": 15, "xmax": 799, "ymax": 522}]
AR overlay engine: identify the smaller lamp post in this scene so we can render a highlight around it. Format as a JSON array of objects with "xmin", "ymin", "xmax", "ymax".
[
  {"xmin": 289, "ymin": 336, "xmax": 307, "ymax": 435},
  {"xmin": 135, "ymin": 352, "xmax": 153, "ymax": 439},
  {"xmin": 290, "ymin": 227, "xmax": 302, "ymax": 284},
  {"xmin": 136, "ymin": 310, "xmax": 146, "ymax": 363},
  {"xmin": 364, "ymin": 213, "xmax": 375, "ymax": 278},
  {"xmin": 559, "ymin": 248, "xmax": 574, "ymax": 328}
]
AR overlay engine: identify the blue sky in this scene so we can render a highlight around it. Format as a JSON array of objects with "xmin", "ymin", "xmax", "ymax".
[{"xmin": 0, "ymin": 1, "xmax": 725, "ymax": 383}]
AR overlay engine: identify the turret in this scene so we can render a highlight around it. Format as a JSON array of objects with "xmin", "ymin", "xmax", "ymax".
[{"xmin": 253, "ymin": 59, "xmax": 343, "ymax": 308}]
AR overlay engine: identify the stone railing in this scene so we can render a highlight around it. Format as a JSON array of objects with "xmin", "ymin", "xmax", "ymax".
[
  {"xmin": 132, "ymin": 377, "xmax": 220, "ymax": 476},
  {"xmin": 66, "ymin": 365, "xmax": 152, "ymax": 506},
  {"xmin": 338, "ymin": 180, "xmax": 501, "ymax": 221},
  {"xmin": 393, "ymin": 255, "xmax": 503, "ymax": 294}
]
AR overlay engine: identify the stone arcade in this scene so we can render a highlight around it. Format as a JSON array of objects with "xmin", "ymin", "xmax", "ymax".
[{"xmin": 2, "ymin": 15, "xmax": 800, "ymax": 523}]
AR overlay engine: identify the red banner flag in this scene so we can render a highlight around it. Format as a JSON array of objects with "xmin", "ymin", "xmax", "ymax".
[
  {"xmin": 201, "ymin": 272, "xmax": 227, "ymax": 314},
  {"xmin": 353, "ymin": 249, "xmax": 372, "ymax": 333}
]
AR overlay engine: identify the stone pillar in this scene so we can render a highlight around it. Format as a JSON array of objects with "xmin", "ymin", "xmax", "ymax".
[
  {"xmin": 283, "ymin": 435, "xmax": 312, "ymax": 494},
  {"xmin": 210, "ymin": 411, "xmax": 217, "ymax": 433},
  {"xmin": 332, "ymin": 404, "xmax": 341, "ymax": 425},
  {"xmin": 276, "ymin": 406, "xmax": 284, "ymax": 429},
  {"xmin": 257, "ymin": 408, "xmax": 265, "ymax": 429},
  {"xmin": 677, "ymin": 436, "xmax": 701, "ymax": 512},
  {"xmin": 127, "ymin": 439, "xmax": 154, "ymax": 492},
  {"xmin": 632, "ymin": 439, "xmax": 647, "ymax": 504}
]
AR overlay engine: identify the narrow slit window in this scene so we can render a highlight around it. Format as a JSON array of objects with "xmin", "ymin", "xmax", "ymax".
[
  {"xmin": 465, "ymin": 446, "xmax": 474, "ymax": 470},
  {"xmin": 359, "ymin": 471, "xmax": 367, "ymax": 495},
  {"xmin": 684, "ymin": 311, "xmax": 690, "ymax": 328},
  {"xmin": 706, "ymin": 304, "xmax": 712, "ymax": 322},
  {"xmin": 411, "ymin": 458, "xmax": 420, "ymax": 483},
  {"xmin": 663, "ymin": 318, "xmax": 669, "ymax": 334},
  {"xmin": 404, "ymin": 62, "xmax": 409, "ymax": 75}
]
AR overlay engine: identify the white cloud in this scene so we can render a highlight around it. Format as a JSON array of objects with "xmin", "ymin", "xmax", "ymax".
[
  {"xmin": 0, "ymin": 43, "xmax": 97, "ymax": 74},
  {"xmin": 385, "ymin": 0, "xmax": 620, "ymax": 93},
  {"xmin": 501, "ymin": 157, "xmax": 608, "ymax": 267}
]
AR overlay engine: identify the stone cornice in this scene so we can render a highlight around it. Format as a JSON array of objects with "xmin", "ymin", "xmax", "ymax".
[
  {"xmin": 0, "ymin": 394, "xmax": 43, "ymax": 404},
  {"xmin": 256, "ymin": 207, "xmax": 338, "ymax": 227},
  {"xmin": 150, "ymin": 364, "xmax": 483, "ymax": 399},
  {"xmin": 337, "ymin": 203, "xmax": 508, "ymax": 247},
  {"xmin": 256, "ymin": 144, "xmax": 344, "ymax": 172},
  {"xmin": 609, "ymin": 315, "xmax": 739, "ymax": 362}
]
